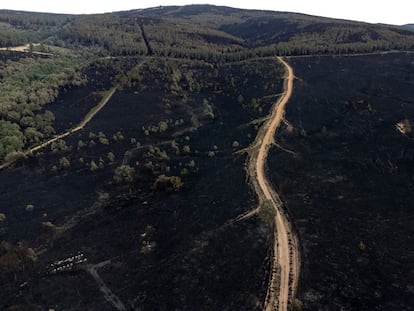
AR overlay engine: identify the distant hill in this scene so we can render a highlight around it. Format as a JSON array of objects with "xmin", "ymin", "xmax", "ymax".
[
  {"xmin": 404, "ymin": 24, "xmax": 414, "ymax": 29},
  {"xmin": 1, "ymin": 5, "xmax": 414, "ymax": 57}
]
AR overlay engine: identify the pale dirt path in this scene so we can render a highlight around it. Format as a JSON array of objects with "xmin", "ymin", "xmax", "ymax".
[
  {"xmin": 0, "ymin": 87, "xmax": 116, "ymax": 170},
  {"xmin": 246, "ymin": 57, "xmax": 299, "ymax": 310},
  {"xmin": 0, "ymin": 44, "xmax": 34, "ymax": 52},
  {"xmin": 0, "ymin": 44, "xmax": 53, "ymax": 56}
]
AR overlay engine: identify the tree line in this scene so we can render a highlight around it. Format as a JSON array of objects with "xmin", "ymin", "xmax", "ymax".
[{"xmin": 0, "ymin": 53, "xmax": 86, "ymax": 161}]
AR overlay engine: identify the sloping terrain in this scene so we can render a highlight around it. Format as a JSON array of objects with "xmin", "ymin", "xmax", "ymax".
[
  {"xmin": 0, "ymin": 4, "xmax": 413, "ymax": 311},
  {"xmin": 0, "ymin": 56, "xmax": 283, "ymax": 310},
  {"xmin": 2, "ymin": 5, "xmax": 414, "ymax": 57},
  {"xmin": 269, "ymin": 53, "xmax": 414, "ymax": 310}
]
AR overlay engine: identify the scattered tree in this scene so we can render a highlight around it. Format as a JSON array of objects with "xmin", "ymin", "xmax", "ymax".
[
  {"xmin": 158, "ymin": 121, "xmax": 168, "ymax": 132},
  {"xmin": 90, "ymin": 160, "xmax": 98, "ymax": 171},
  {"xmin": 107, "ymin": 152, "xmax": 115, "ymax": 162},
  {"xmin": 358, "ymin": 241, "xmax": 367, "ymax": 252},
  {"xmin": 181, "ymin": 168, "xmax": 189, "ymax": 175},
  {"xmin": 171, "ymin": 140, "xmax": 180, "ymax": 154},
  {"xmin": 258, "ymin": 200, "xmax": 275, "ymax": 228},
  {"xmin": 396, "ymin": 119, "xmax": 411, "ymax": 135},
  {"xmin": 4, "ymin": 151, "xmax": 26, "ymax": 163},
  {"xmin": 232, "ymin": 140, "xmax": 240, "ymax": 148},
  {"xmin": 113, "ymin": 131, "xmax": 124, "ymax": 141},
  {"xmin": 113, "ymin": 165, "xmax": 135, "ymax": 183},
  {"xmin": 99, "ymin": 136, "xmax": 109, "ymax": 145},
  {"xmin": 77, "ymin": 140, "xmax": 87, "ymax": 149},
  {"xmin": 153, "ymin": 175, "xmax": 183, "ymax": 191},
  {"xmin": 183, "ymin": 145, "xmax": 191, "ymax": 153},
  {"xmin": 59, "ymin": 157, "xmax": 71, "ymax": 169},
  {"xmin": 0, "ymin": 120, "xmax": 24, "ymax": 161},
  {"xmin": 289, "ymin": 298, "xmax": 304, "ymax": 311}
]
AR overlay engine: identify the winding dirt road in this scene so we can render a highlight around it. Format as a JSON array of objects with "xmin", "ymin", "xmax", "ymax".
[
  {"xmin": 247, "ymin": 57, "xmax": 300, "ymax": 310},
  {"xmin": 29, "ymin": 87, "xmax": 117, "ymax": 153},
  {"xmin": 0, "ymin": 87, "xmax": 116, "ymax": 170}
]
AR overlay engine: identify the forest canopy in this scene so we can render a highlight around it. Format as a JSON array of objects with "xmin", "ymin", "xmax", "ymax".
[{"xmin": 0, "ymin": 5, "xmax": 414, "ymax": 162}]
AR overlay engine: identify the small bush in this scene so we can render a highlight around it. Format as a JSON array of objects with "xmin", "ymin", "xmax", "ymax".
[
  {"xmin": 153, "ymin": 175, "xmax": 183, "ymax": 191},
  {"xmin": 90, "ymin": 160, "xmax": 98, "ymax": 171},
  {"xmin": 4, "ymin": 151, "xmax": 26, "ymax": 163},
  {"xmin": 107, "ymin": 152, "xmax": 115, "ymax": 162},
  {"xmin": 59, "ymin": 157, "xmax": 70, "ymax": 169},
  {"xmin": 258, "ymin": 200, "xmax": 275, "ymax": 228},
  {"xmin": 99, "ymin": 137, "xmax": 109, "ymax": 145},
  {"xmin": 113, "ymin": 165, "xmax": 135, "ymax": 183}
]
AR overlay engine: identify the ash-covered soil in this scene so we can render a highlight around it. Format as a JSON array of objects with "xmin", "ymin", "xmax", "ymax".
[
  {"xmin": 268, "ymin": 53, "xmax": 414, "ymax": 310},
  {"xmin": 0, "ymin": 57, "xmax": 283, "ymax": 310}
]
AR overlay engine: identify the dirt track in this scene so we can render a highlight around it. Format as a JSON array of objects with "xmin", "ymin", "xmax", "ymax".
[
  {"xmin": 0, "ymin": 87, "xmax": 116, "ymax": 170},
  {"xmin": 246, "ymin": 57, "xmax": 300, "ymax": 310},
  {"xmin": 0, "ymin": 44, "xmax": 53, "ymax": 56}
]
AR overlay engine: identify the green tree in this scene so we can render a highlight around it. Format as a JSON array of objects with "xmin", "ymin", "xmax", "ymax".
[
  {"xmin": 24, "ymin": 127, "xmax": 43, "ymax": 143},
  {"xmin": 183, "ymin": 145, "xmax": 191, "ymax": 153},
  {"xmin": 153, "ymin": 175, "xmax": 183, "ymax": 191},
  {"xmin": 90, "ymin": 160, "xmax": 98, "ymax": 171},
  {"xmin": 4, "ymin": 151, "xmax": 26, "ymax": 163},
  {"xmin": 107, "ymin": 152, "xmax": 115, "ymax": 162},
  {"xmin": 59, "ymin": 157, "xmax": 71, "ymax": 169},
  {"xmin": 180, "ymin": 168, "xmax": 189, "ymax": 175},
  {"xmin": 113, "ymin": 165, "xmax": 135, "ymax": 183},
  {"xmin": 99, "ymin": 137, "xmax": 109, "ymax": 145},
  {"xmin": 358, "ymin": 241, "xmax": 367, "ymax": 252},
  {"xmin": 51, "ymin": 139, "xmax": 70, "ymax": 153},
  {"xmin": 77, "ymin": 140, "xmax": 87, "ymax": 149},
  {"xmin": 171, "ymin": 140, "xmax": 180, "ymax": 154},
  {"xmin": 158, "ymin": 121, "xmax": 168, "ymax": 132},
  {"xmin": 0, "ymin": 120, "xmax": 24, "ymax": 161},
  {"xmin": 289, "ymin": 299, "xmax": 304, "ymax": 311},
  {"xmin": 258, "ymin": 200, "xmax": 275, "ymax": 228},
  {"xmin": 113, "ymin": 131, "xmax": 124, "ymax": 141},
  {"xmin": 203, "ymin": 99, "xmax": 214, "ymax": 119}
]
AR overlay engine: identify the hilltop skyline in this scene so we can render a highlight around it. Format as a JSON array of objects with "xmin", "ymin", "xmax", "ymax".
[{"xmin": 0, "ymin": 0, "xmax": 412, "ymax": 26}]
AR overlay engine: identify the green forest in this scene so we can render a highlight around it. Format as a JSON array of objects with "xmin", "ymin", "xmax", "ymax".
[{"xmin": 1, "ymin": 5, "xmax": 414, "ymax": 162}]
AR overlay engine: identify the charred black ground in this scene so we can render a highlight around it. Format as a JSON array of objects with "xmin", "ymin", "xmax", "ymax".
[
  {"xmin": 0, "ymin": 4, "xmax": 414, "ymax": 311},
  {"xmin": 269, "ymin": 53, "xmax": 414, "ymax": 310}
]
